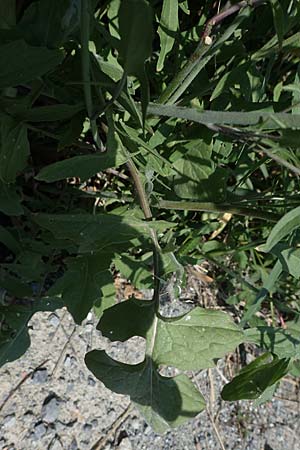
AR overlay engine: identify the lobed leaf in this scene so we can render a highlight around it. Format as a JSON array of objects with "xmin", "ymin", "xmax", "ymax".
[{"xmin": 86, "ymin": 298, "xmax": 243, "ymax": 431}]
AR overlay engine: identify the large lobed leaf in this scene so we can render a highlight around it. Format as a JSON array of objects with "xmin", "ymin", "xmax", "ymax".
[{"xmin": 85, "ymin": 298, "xmax": 243, "ymax": 432}]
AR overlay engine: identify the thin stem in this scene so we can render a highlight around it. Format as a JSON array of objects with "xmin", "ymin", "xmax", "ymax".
[
  {"xmin": 202, "ymin": 0, "xmax": 266, "ymax": 40},
  {"xmin": 256, "ymin": 143, "xmax": 300, "ymax": 177},
  {"xmin": 156, "ymin": 200, "xmax": 280, "ymax": 222},
  {"xmin": 126, "ymin": 159, "xmax": 161, "ymax": 308}
]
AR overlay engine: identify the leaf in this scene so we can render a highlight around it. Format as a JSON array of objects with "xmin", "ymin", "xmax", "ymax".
[
  {"xmin": 118, "ymin": 0, "xmax": 153, "ymax": 123},
  {"xmin": 33, "ymin": 213, "xmax": 172, "ymax": 254},
  {"xmin": 85, "ymin": 350, "xmax": 205, "ymax": 433},
  {"xmin": 252, "ymin": 383, "xmax": 278, "ymax": 408},
  {"xmin": 292, "ymin": 65, "xmax": 300, "ymax": 114},
  {"xmin": 114, "ymin": 254, "xmax": 153, "ymax": 289},
  {"xmin": 0, "ymin": 0, "xmax": 16, "ymax": 29},
  {"xmin": 146, "ymin": 103, "xmax": 300, "ymax": 130},
  {"xmin": 22, "ymin": 104, "xmax": 84, "ymax": 122},
  {"xmin": 0, "ymin": 116, "xmax": 30, "ymax": 183},
  {"xmin": 260, "ymin": 206, "xmax": 300, "ymax": 253},
  {"xmin": 269, "ymin": 0, "xmax": 285, "ymax": 49},
  {"xmin": 118, "ymin": 0, "xmax": 153, "ymax": 76},
  {"xmin": 221, "ymin": 353, "xmax": 289, "ymax": 401},
  {"xmin": 0, "ymin": 181, "xmax": 23, "ymax": 215},
  {"xmin": 85, "ymin": 299, "xmax": 243, "ymax": 431},
  {"xmin": 157, "ymin": 0, "xmax": 178, "ymax": 72},
  {"xmin": 172, "ymin": 141, "xmax": 227, "ymax": 202},
  {"xmin": 48, "ymin": 254, "xmax": 108, "ymax": 323},
  {"xmin": 35, "ymin": 149, "xmax": 127, "ymax": 182},
  {"xmin": 0, "ymin": 40, "xmax": 63, "ymax": 88},
  {"xmin": 279, "ymin": 248, "xmax": 300, "ymax": 279},
  {"xmin": 0, "ymin": 225, "xmax": 21, "ymax": 254},
  {"xmin": 0, "ymin": 297, "xmax": 63, "ymax": 367},
  {"xmin": 240, "ymin": 260, "xmax": 282, "ymax": 326},
  {"xmin": 245, "ymin": 324, "xmax": 300, "ymax": 359},
  {"xmin": 16, "ymin": 0, "xmax": 79, "ymax": 47}
]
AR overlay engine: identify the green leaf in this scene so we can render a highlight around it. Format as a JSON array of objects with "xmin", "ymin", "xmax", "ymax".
[
  {"xmin": 252, "ymin": 383, "xmax": 278, "ymax": 407},
  {"xmin": 118, "ymin": 0, "xmax": 153, "ymax": 123},
  {"xmin": 172, "ymin": 141, "xmax": 227, "ymax": 202},
  {"xmin": 0, "ymin": 225, "xmax": 21, "ymax": 254},
  {"xmin": 0, "ymin": 40, "xmax": 63, "ymax": 88},
  {"xmin": 221, "ymin": 353, "xmax": 289, "ymax": 401},
  {"xmin": 114, "ymin": 254, "xmax": 152, "ymax": 289},
  {"xmin": 292, "ymin": 65, "xmax": 300, "ymax": 114},
  {"xmin": 0, "ymin": 116, "xmax": 30, "ymax": 183},
  {"xmin": 245, "ymin": 324, "xmax": 300, "ymax": 359},
  {"xmin": 240, "ymin": 260, "xmax": 282, "ymax": 326},
  {"xmin": 118, "ymin": 0, "xmax": 153, "ymax": 76},
  {"xmin": 35, "ymin": 149, "xmax": 127, "ymax": 182},
  {"xmin": 272, "ymin": 246, "xmax": 300, "ymax": 279},
  {"xmin": 22, "ymin": 104, "xmax": 84, "ymax": 122},
  {"xmin": 0, "ymin": 0, "xmax": 16, "ymax": 29},
  {"xmin": 260, "ymin": 207, "xmax": 300, "ymax": 253},
  {"xmin": 0, "ymin": 181, "xmax": 23, "ymax": 215},
  {"xmin": 33, "ymin": 213, "xmax": 172, "ymax": 253},
  {"xmin": 85, "ymin": 350, "xmax": 205, "ymax": 433},
  {"xmin": 157, "ymin": 0, "xmax": 178, "ymax": 72},
  {"xmin": 269, "ymin": 0, "xmax": 285, "ymax": 49},
  {"xmin": 0, "ymin": 298, "xmax": 63, "ymax": 367},
  {"xmin": 86, "ymin": 299, "xmax": 243, "ymax": 431},
  {"xmin": 48, "ymin": 254, "xmax": 109, "ymax": 323},
  {"xmin": 16, "ymin": 0, "xmax": 79, "ymax": 47},
  {"xmin": 146, "ymin": 103, "xmax": 300, "ymax": 130}
]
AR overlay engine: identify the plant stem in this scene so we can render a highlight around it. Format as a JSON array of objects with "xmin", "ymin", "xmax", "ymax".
[
  {"xmin": 158, "ymin": 0, "xmax": 266, "ymax": 105},
  {"xmin": 156, "ymin": 200, "xmax": 280, "ymax": 222},
  {"xmin": 126, "ymin": 159, "xmax": 161, "ymax": 308}
]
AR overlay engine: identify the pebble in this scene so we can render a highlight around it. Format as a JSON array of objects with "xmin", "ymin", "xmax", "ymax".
[
  {"xmin": 3, "ymin": 414, "xmax": 16, "ymax": 428},
  {"xmin": 32, "ymin": 368, "xmax": 48, "ymax": 384},
  {"xmin": 41, "ymin": 394, "xmax": 61, "ymax": 423},
  {"xmin": 118, "ymin": 437, "xmax": 133, "ymax": 450},
  {"xmin": 48, "ymin": 313, "xmax": 60, "ymax": 327},
  {"xmin": 49, "ymin": 439, "xmax": 63, "ymax": 450},
  {"xmin": 34, "ymin": 422, "xmax": 47, "ymax": 439}
]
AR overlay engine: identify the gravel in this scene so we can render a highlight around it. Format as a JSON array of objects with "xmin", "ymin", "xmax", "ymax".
[{"xmin": 0, "ymin": 301, "xmax": 299, "ymax": 450}]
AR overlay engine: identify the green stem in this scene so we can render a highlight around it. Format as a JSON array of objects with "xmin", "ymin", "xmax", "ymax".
[
  {"xmin": 126, "ymin": 159, "xmax": 161, "ymax": 309},
  {"xmin": 156, "ymin": 200, "xmax": 280, "ymax": 222}
]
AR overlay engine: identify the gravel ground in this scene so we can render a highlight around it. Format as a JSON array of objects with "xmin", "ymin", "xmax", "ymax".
[{"xmin": 0, "ymin": 299, "xmax": 300, "ymax": 450}]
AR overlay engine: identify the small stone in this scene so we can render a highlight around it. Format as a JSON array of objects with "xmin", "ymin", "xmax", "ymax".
[
  {"xmin": 91, "ymin": 419, "xmax": 98, "ymax": 427},
  {"xmin": 87, "ymin": 376, "xmax": 96, "ymax": 386},
  {"xmin": 3, "ymin": 414, "xmax": 16, "ymax": 428},
  {"xmin": 48, "ymin": 313, "xmax": 60, "ymax": 327},
  {"xmin": 41, "ymin": 394, "xmax": 61, "ymax": 423},
  {"xmin": 69, "ymin": 438, "xmax": 78, "ymax": 450},
  {"xmin": 130, "ymin": 418, "xmax": 140, "ymax": 431},
  {"xmin": 34, "ymin": 422, "xmax": 47, "ymax": 439},
  {"xmin": 82, "ymin": 423, "xmax": 93, "ymax": 441},
  {"xmin": 118, "ymin": 437, "xmax": 133, "ymax": 450},
  {"xmin": 32, "ymin": 368, "xmax": 48, "ymax": 384},
  {"xmin": 49, "ymin": 440, "xmax": 63, "ymax": 450}
]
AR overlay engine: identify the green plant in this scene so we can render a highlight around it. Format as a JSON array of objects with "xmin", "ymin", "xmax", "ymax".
[{"xmin": 1, "ymin": 0, "xmax": 300, "ymax": 433}]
